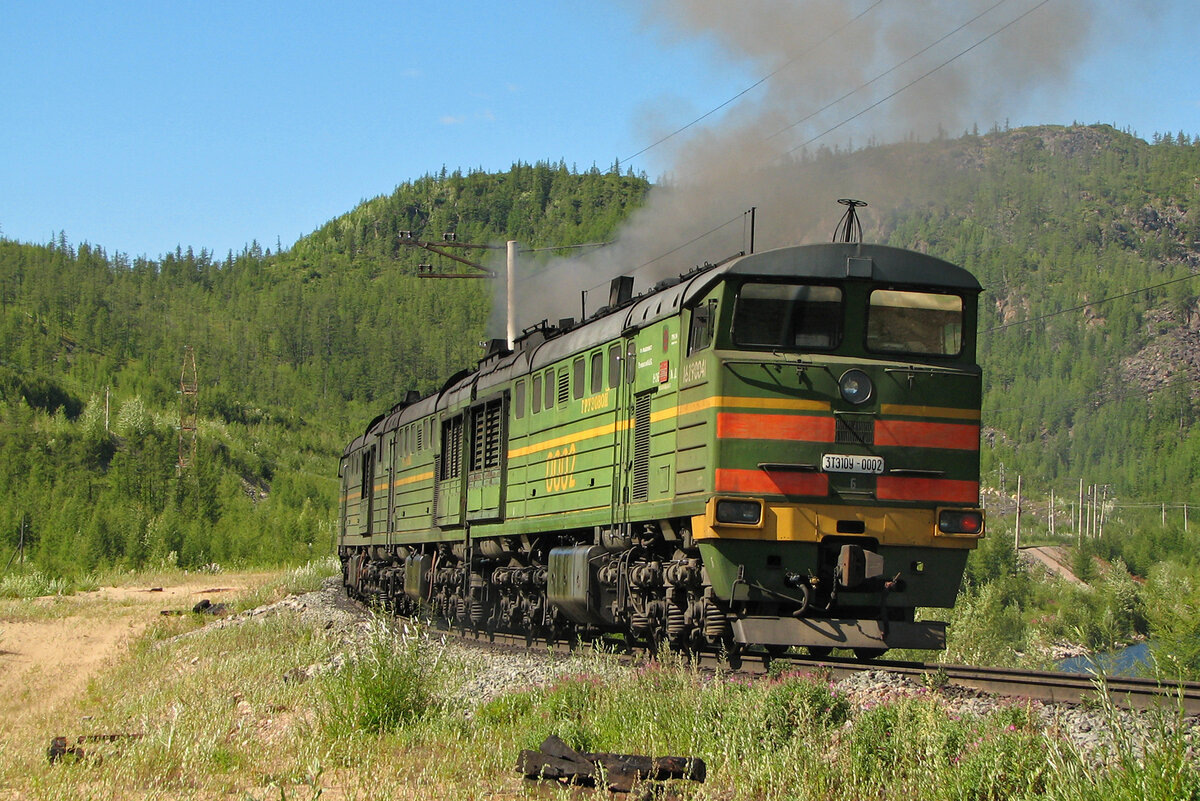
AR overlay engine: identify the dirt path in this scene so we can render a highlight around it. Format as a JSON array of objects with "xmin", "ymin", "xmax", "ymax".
[
  {"xmin": 0, "ymin": 573, "xmax": 272, "ymax": 743},
  {"xmin": 1020, "ymin": 545, "xmax": 1086, "ymax": 585}
]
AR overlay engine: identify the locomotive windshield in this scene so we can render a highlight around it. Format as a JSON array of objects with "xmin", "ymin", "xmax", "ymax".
[
  {"xmin": 732, "ymin": 282, "xmax": 842, "ymax": 350},
  {"xmin": 866, "ymin": 289, "xmax": 963, "ymax": 356}
]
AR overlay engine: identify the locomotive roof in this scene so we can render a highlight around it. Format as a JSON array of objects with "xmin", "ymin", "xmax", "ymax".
[
  {"xmin": 342, "ymin": 241, "xmax": 981, "ymax": 454},
  {"xmin": 681, "ymin": 242, "xmax": 982, "ymax": 302}
]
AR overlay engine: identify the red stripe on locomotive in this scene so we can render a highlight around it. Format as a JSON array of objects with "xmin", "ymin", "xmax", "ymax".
[
  {"xmin": 715, "ymin": 468, "xmax": 830, "ymax": 496},
  {"xmin": 875, "ymin": 420, "xmax": 980, "ymax": 451},
  {"xmin": 716, "ymin": 413, "xmax": 835, "ymax": 442},
  {"xmin": 876, "ymin": 476, "xmax": 979, "ymax": 504}
]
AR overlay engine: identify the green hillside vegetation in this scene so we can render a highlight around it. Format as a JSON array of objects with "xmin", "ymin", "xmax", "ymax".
[
  {"xmin": 884, "ymin": 126, "xmax": 1200, "ymax": 500},
  {"xmin": 3, "ymin": 128, "xmax": 1200, "ymax": 673},
  {"xmin": 0, "ymin": 162, "xmax": 650, "ymax": 577},
  {"xmin": 856, "ymin": 125, "xmax": 1200, "ymax": 673}
]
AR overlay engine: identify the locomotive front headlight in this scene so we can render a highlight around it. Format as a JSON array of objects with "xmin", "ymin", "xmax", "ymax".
[
  {"xmin": 715, "ymin": 499, "xmax": 763, "ymax": 525},
  {"xmin": 839, "ymin": 369, "xmax": 873, "ymax": 405}
]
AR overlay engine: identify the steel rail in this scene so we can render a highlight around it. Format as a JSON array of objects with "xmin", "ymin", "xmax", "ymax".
[
  {"xmin": 415, "ymin": 615, "xmax": 1200, "ymax": 715},
  {"xmin": 747, "ymin": 651, "xmax": 1200, "ymax": 714}
]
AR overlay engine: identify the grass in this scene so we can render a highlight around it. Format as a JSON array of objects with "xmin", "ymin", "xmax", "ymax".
[
  {"xmin": 2, "ymin": 566, "xmax": 1197, "ymax": 800},
  {"xmin": 319, "ymin": 617, "xmax": 438, "ymax": 737},
  {"xmin": 0, "ymin": 568, "xmax": 83, "ymax": 599}
]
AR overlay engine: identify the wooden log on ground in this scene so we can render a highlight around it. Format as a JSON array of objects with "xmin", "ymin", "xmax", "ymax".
[{"xmin": 517, "ymin": 734, "xmax": 706, "ymax": 792}]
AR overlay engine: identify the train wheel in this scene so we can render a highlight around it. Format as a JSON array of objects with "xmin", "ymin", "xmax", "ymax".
[{"xmin": 807, "ymin": 646, "xmax": 833, "ymax": 658}]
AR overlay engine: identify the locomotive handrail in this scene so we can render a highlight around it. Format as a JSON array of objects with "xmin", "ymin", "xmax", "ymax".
[{"xmin": 882, "ymin": 365, "xmax": 978, "ymax": 376}]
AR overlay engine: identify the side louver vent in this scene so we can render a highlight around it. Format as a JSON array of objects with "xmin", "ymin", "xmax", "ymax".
[{"xmin": 632, "ymin": 393, "xmax": 652, "ymax": 502}]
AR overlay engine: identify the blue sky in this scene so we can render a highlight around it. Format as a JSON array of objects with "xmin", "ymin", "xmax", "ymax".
[{"xmin": 2, "ymin": 1, "xmax": 1198, "ymax": 260}]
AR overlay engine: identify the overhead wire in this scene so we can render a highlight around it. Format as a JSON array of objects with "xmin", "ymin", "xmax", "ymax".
[
  {"xmin": 782, "ymin": 0, "xmax": 1055, "ymax": 157},
  {"xmin": 765, "ymin": 0, "xmax": 1012, "ymax": 143},
  {"xmin": 631, "ymin": 212, "xmax": 745, "ymax": 274},
  {"xmin": 624, "ymin": 0, "xmax": 1059, "ymax": 276},
  {"xmin": 982, "ymin": 272, "xmax": 1200, "ymax": 333},
  {"xmin": 620, "ymin": 1, "xmax": 884, "ymax": 166}
]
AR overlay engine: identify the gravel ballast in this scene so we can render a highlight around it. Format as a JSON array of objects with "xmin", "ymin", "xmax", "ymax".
[{"xmin": 208, "ymin": 577, "xmax": 1199, "ymax": 766}]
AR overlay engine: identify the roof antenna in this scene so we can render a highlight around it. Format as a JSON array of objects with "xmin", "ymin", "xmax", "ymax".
[{"xmin": 833, "ymin": 198, "xmax": 867, "ymax": 243}]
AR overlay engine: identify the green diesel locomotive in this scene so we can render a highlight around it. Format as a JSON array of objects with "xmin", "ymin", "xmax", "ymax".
[{"xmin": 338, "ymin": 234, "xmax": 985, "ymax": 660}]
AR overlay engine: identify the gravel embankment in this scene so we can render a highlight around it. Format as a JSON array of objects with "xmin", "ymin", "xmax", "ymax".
[{"xmin": 205, "ymin": 577, "xmax": 1199, "ymax": 764}]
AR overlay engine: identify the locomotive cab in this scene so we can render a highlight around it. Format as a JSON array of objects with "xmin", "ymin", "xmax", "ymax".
[{"xmin": 680, "ymin": 243, "xmax": 985, "ymax": 654}]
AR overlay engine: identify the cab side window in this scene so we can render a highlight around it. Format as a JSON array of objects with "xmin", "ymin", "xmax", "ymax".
[{"xmin": 688, "ymin": 299, "xmax": 716, "ymax": 356}]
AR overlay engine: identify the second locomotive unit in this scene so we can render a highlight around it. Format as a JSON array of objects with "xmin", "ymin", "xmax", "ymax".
[{"xmin": 338, "ymin": 220, "xmax": 985, "ymax": 660}]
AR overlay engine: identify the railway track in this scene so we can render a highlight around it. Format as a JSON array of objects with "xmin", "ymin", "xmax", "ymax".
[
  {"xmin": 749, "ymin": 653, "xmax": 1200, "ymax": 715},
  {"xmin": 427, "ymin": 619, "xmax": 1200, "ymax": 715}
]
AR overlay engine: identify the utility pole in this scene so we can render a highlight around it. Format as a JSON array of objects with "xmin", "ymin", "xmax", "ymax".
[
  {"xmin": 506, "ymin": 240, "xmax": 518, "ymax": 349},
  {"xmin": 1085, "ymin": 485, "xmax": 1092, "ymax": 539},
  {"xmin": 1014, "ymin": 475, "xmax": 1022, "ymax": 552},
  {"xmin": 400, "ymin": 232, "xmax": 499, "ymax": 279},
  {"xmin": 399, "ymin": 233, "xmax": 509, "ymax": 347},
  {"xmin": 178, "ymin": 346, "xmax": 198, "ymax": 474},
  {"xmin": 4, "ymin": 515, "xmax": 26, "ymax": 572},
  {"xmin": 1078, "ymin": 478, "xmax": 1084, "ymax": 538},
  {"xmin": 1090, "ymin": 484, "xmax": 1098, "ymax": 539},
  {"xmin": 400, "ymin": 231, "xmax": 611, "ymax": 350}
]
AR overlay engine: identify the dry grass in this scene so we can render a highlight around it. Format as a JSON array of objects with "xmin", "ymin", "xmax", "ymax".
[{"xmin": 2, "ymin": 562, "xmax": 1196, "ymax": 800}]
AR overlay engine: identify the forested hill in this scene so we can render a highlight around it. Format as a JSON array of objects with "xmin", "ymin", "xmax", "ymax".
[
  {"xmin": 872, "ymin": 125, "xmax": 1200, "ymax": 503},
  {"xmin": 0, "ymin": 163, "xmax": 650, "ymax": 573},
  {"xmin": 2, "ymin": 127, "xmax": 1199, "ymax": 576},
  {"xmin": 292, "ymin": 160, "xmax": 650, "ymax": 266}
]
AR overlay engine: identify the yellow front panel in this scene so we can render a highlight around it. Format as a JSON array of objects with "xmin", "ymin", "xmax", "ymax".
[{"xmin": 694, "ymin": 502, "xmax": 979, "ymax": 549}]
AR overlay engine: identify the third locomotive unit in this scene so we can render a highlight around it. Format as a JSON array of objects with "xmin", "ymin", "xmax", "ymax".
[{"xmin": 338, "ymin": 229, "xmax": 985, "ymax": 660}]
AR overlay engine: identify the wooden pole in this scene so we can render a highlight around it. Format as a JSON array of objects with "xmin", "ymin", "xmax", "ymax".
[
  {"xmin": 1015, "ymin": 475, "xmax": 1022, "ymax": 552},
  {"xmin": 1090, "ymin": 485, "xmax": 1095, "ymax": 539},
  {"xmin": 1080, "ymin": 479, "xmax": 1089, "ymax": 534},
  {"xmin": 1091, "ymin": 485, "xmax": 1098, "ymax": 539}
]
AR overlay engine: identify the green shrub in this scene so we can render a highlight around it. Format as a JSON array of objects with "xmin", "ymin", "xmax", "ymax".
[
  {"xmin": 943, "ymin": 582, "xmax": 1031, "ymax": 666},
  {"xmin": 1143, "ymin": 561, "xmax": 1200, "ymax": 680},
  {"xmin": 319, "ymin": 618, "xmax": 438, "ymax": 736},
  {"xmin": 757, "ymin": 675, "xmax": 850, "ymax": 743}
]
